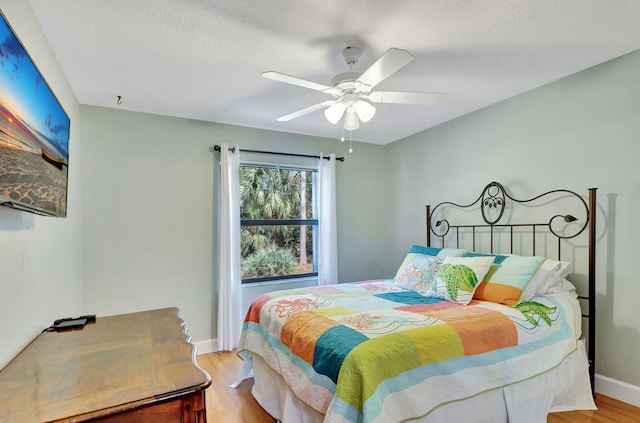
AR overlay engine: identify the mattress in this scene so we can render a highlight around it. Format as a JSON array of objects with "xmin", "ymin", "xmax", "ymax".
[{"xmin": 247, "ymin": 339, "xmax": 595, "ymax": 423}]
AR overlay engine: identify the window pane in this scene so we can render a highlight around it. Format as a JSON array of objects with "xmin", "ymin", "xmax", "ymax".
[
  {"xmin": 240, "ymin": 166, "xmax": 314, "ymax": 220},
  {"xmin": 241, "ymin": 225, "xmax": 316, "ymax": 281}
]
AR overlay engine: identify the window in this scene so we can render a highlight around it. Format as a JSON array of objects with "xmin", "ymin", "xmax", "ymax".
[{"xmin": 240, "ymin": 163, "xmax": 318, "ymax": 283}]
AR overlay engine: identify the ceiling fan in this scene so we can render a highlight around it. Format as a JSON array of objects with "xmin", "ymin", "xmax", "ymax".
[{"xmin": 262, "ymin": 46, "xmax": 447, "ymax": 131}]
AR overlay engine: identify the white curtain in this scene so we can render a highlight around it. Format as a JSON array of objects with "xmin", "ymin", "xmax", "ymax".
[
  {"xmin": 317, "ymin": 153, "xmax": 338, "ymax": 285},
  {"xmin": 217, "ymin": 143, "xmax": 242, "ymax": 351}
]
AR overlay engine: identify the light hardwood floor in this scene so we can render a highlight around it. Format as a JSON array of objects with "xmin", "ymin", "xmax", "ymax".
[{"xmin": 198, "ymin": 351, "xmax": 640, "ymax": 422}]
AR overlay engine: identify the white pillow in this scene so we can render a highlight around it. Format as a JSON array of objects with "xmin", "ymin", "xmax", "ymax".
[
  {"xmin": 520, "ymin": 259, "xmax": 570, "ymax": 302},
  {"xmin": 548, "ymin": 277, "xmax": 578, "ymax": 297}
]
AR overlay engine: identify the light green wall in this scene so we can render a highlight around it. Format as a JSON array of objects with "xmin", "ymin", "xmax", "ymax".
[
  {"xmin": 80, "ymin": 50, "xmax": 640, "ymax": 387},
  {"xmin": 0, "ymin": 0, "xmax": 83, "ymax": 368},
  {"xmin": 386, "ymin": 49, "xmax": 640, "ymax": 387},
  {"xmin": 79, "ymin": 106, "xmax": 389, "ymax": 342}
]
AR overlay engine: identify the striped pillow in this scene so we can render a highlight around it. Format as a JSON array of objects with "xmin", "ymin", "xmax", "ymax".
[{"xmin": 473, "ymin": 255, "xmax": 546, "ymax": 306}]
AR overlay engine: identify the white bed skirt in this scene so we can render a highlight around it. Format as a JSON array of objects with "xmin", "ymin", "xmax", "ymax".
[{"xmin": 241, "ymin": 340, "xmax": 596, "ymax": 423}]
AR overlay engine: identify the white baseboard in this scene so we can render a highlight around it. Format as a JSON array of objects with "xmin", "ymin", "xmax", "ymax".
[
  {"xmin": 194, "ymin": 339, "xmax": 218, "ymax": 355},
  {"xmin": 595, "ymin": 373, "xmax": 640, "ymax": 408}
]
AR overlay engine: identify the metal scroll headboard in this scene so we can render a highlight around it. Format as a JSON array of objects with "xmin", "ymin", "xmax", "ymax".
[{"xmin": 425, "ymin": 181, "xmax": 597, "ymax": 395}]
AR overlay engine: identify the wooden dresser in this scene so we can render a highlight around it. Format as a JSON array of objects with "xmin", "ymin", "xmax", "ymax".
[{"xmin": 0, "ymin": 308, "xmax": 211, "ymax": 422}]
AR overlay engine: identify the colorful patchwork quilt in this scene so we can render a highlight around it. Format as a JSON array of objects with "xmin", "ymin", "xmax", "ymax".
[{"xmin": 238, "ymin": 280, "xmax": 579, "ymax": 423}]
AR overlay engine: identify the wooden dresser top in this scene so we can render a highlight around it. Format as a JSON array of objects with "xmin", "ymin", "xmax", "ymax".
[{"xmin": 0, "ymin": 308, "xmax": 211, "ymax": 422}]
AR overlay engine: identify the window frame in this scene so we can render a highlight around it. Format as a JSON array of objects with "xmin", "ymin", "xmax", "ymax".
[{"xmin": 239, "ymin": 161, "xmax": 319, "ymax": 284}]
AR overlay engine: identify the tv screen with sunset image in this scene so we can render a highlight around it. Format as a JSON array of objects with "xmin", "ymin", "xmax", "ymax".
[{"xmin": 0, "ymin": 10, "xmax": 70, "ymax": 217}]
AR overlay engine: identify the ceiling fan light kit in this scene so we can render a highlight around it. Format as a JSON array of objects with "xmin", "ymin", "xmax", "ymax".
[
  {"xmin": 343, "ymin": 109, "xmax": 360, "ymax": 131},
  {"xmin": 353, "ymin": 99, "xmax": 376, "ymax": 122},
  {"xmin": 262, "ymin": 46, "xmax": 448, "ymax": 146},
  {"xmin": 324, "ymin": 101, "xmax": 347, "ymax": 124}
]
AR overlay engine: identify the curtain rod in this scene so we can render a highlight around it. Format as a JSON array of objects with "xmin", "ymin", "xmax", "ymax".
[{"xmin": 209, "ymin": 145, "xmax": 345, "ymax": 162}]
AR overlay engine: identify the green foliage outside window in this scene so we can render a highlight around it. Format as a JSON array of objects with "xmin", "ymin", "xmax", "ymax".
[
  {"xmin": 240, "ymin": 165, "xmax": 316, "ymax": 281},
  {"xmin": 241, "ymin": 243, "xmax": 297, "ymax": 277}
]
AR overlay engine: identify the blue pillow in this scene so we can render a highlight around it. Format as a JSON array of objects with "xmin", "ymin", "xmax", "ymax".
[
  {"xmin": 464, "ymin": 251, "xmax": 508, "ymax": 264},
  {"xmin": 408, "ymin": 245, "xmax": 443, "ymax": 256}
]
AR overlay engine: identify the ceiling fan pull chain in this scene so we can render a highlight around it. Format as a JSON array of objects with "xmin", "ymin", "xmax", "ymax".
[{"xmin": 348, "ymin": 130, "xmax": 353, "ymax": 154}]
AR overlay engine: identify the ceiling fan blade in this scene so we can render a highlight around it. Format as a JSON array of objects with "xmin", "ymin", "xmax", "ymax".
[
  {"xmin": 368, "ymin": 91, "xmax": 448, "ymax": 105},
  {"xmin": 262, "ymin": 71, "xmax": 334, "ymax": 93},
  {"xmin": 324, "ymin": 102, "xmax": 347, "ymax": 124},
  {"xmin": 276, "ymin": 100, "xmax": 336, "ymax": 122},
  {"xmin": 356, "ymin": 48, "xmax": 414, "ymax": 89}
]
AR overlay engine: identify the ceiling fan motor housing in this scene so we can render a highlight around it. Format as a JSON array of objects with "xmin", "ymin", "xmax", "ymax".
[{"xmin": 330, "ymin": 72, "xmax": 367, "ymax": 95}]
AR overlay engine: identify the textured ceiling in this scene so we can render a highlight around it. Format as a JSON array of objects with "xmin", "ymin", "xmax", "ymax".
[{"xmin": 27, "ymin": 0, "xmax": 640, "ymax": 145}]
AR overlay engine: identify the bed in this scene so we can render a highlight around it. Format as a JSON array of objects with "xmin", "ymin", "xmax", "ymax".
[{"xmin": 235, "ymin": 182, "xmax": 598, "ymax": 423}]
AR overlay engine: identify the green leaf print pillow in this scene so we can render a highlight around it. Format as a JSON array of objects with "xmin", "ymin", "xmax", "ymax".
[
  {"xmin": 394, "ymin": 247, "xmax": 469, "ymax": 295},
  {"xmin": 425, "ymin": 256, "xmax": 495, "ymax": 305}
]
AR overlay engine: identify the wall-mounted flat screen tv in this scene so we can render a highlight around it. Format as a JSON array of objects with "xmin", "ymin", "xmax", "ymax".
[{"xmin": 0, "ymin": 10, "xmax": 70, "ymax": 217}]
